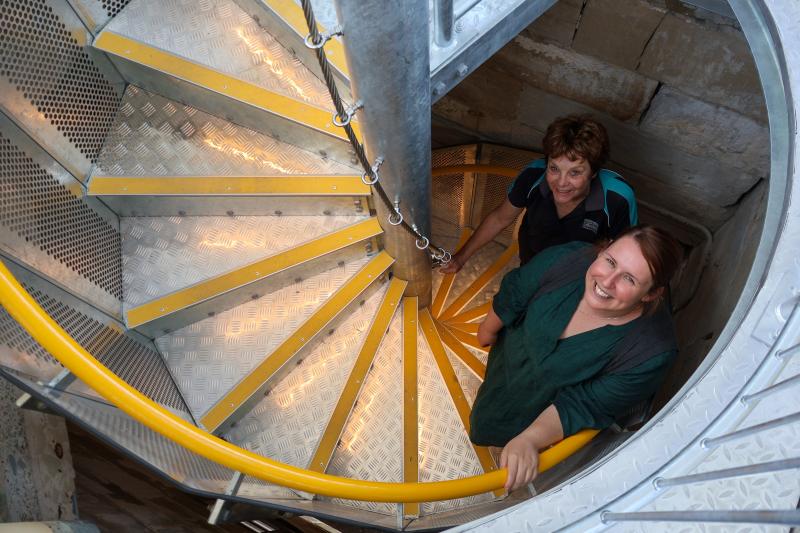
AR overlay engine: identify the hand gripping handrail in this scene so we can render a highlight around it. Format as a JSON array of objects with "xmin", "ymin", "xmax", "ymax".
[{"xmin": 0, "ymin": 165, "xmax": 598, "ymax": 502}]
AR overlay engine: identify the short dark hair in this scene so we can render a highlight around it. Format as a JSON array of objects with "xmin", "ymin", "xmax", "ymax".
[
  {"xmin": 612, "ymin": 225, "xmax": 684, "ymax": 313},
  {"xmin": 542, "ymin": 115, "xmax": 610, "ymax": 174}
]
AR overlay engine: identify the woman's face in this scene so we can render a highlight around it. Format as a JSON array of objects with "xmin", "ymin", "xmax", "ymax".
[
  {"xmin": 584, "ymin": 236, "xmax": 658, "ymax": 316},
  {"xmin": 546, "ymin": 155, "xmax": 594, "ymax": 209}
]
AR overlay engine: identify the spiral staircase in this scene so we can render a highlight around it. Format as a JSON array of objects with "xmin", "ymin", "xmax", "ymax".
[{"xmin": 1, "ymin": 0, "xmax": 799, "ymax": 532}]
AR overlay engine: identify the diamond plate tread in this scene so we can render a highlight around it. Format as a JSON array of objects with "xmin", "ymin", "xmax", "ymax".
[
  {"xmin": 417, "ymin": 331, "xmax": 494, "ymax": 514},
  {"xmin": 430, "ymin": 214, "xmax": 519, "ymax": 318},
  {"xmin": 445, "ymin": 345, "xmax": 483, "ymax": 407},
  {"xmin": 323, "ymin": 312, "xmax": 405, "ymax": 516},
  {"xmin": 94, "ymin": 85, "xmax": 355, "ymax": 177},
  {"xmin": 224, "ymin": 284, "xmax": 387, "ymax": 468},
  {"xmin": 106, "ymin": 0, "xmax": 334, "ymax": 110},
  {"xmin": 445, "ymin": 238, "xmax": 519, "ymax": 317},
  {"xmin": 156, "ymin": 255, "xmax": 371, "ymax": 420},
  {"xmin": 122, "ymin": 214, "xmax": 366, "ymax": 308}
]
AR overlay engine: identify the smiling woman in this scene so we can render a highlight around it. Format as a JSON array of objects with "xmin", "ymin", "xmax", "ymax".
[
  {"xmin": 440, "ymin": 115, "xmax": 638, "ymax": 273},
  {"xmin": 471, "ymin": 226, "xmax": 682, "ymax": 491}
]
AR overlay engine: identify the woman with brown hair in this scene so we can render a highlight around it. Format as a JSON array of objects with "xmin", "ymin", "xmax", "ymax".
[
  {"xmin": 470, "ymin": 225, "xmax": 682, "ymax": 491},
  {"xmin": 441, "ymin": 114, "xmax": 637, "ymax": 271}
]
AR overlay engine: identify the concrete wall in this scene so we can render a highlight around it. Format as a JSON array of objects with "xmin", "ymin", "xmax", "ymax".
[
  {"xmin": 432, "ymin": 0, "xmax": 769, "ymax": 231},
  {"xmin": 0, "ymin": 379, "xmax": 77, "ymax": 523}
]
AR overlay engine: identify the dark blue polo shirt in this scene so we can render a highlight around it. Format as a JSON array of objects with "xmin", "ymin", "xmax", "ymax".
[{"xmin": 507, "ymin": 159, "xmax": 638, "ymax": 264}]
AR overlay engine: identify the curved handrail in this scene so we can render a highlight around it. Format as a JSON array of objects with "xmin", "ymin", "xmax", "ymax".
[{"xmin": 0, "ymin": 163, "xmax": 601, "ymax": 503}]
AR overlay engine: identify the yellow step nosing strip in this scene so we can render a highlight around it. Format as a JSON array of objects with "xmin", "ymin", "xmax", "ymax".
[
  {"xmin": 307, "ymin": 278, "xmax": 407, "ymax": 474},
  {"xmin": 439, "ymin": 242, "xmax": 519, "ymax": 321},
  {"xmin": 402, "ymin": 297, "xmax": 419, "ymax": 517},
  {"xmin": 431, "ymin": 228, "xmax": 473, "ymax": 318},
  {"xmin": 127, "ymin": 218, "xmax": 382, "ymax": 328},
  {"xmin": 443, "ymin": 324, "xmax": 489, "ymax": 354},
  {"xmin": 262, "ymin": 0, "xmax": 350, "ymax": 79},
  {"xmin": 443, "ymin": 322, "xmax": 479, "ymax": 334},
  {"xmin": 445, "ymin": 301, "xmax": 493, "ymax": 325},
  {"xmin": 201, "ymin": 251, "xmax": 394, "ymax": 432},
  {"xmin": 88, "ymin": 176, "xmax": 369, "ymax": 196},
  {"xmin": 94, "ymin": 31, "xmax": 358, "ymax": 141},
  {"xmin": 433, "ymin": 319, "xmax": 486, "ymax": 380},
  {"xmin": 420, "ymin": 310, "xmax": 504, "ymax": 499}
]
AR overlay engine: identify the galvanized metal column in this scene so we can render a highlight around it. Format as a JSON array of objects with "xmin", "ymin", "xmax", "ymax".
[{"xmin": 334, "ymin": 0, "xmax": 433, "ymax": 307}]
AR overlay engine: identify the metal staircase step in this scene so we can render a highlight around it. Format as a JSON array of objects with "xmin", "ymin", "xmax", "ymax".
[
  {"xmin": 88, "ymin": 174, "xmax": 369, "ymax": 216},
  {"xmin": 124, "ymin": 218, "xmax": 382, "ymax": 337},
  {"xmin": 224, "ymin": 280, "xmax": 391, "ymax": 475},
  {"xmin": 155, "ymin": 252, "xmax": 376, "ymax": 423},
  {"xmin": 199, "ymin": 251, "xmax": 394, "ymax": 433},
  {"xmin": 232, "ymin": 0, "xmax": 351, "ymax": 98},
  {"xmin": 93, "ymin": 0, "xmax": 357, "ymax": 164},
  {"xmin": 121, "ymin": 214, "xmax": 368, "ymax": 308}
]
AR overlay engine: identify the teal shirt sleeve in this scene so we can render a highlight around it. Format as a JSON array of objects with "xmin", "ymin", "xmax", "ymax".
[
  {"xmin": 552, "ymin": 350, "xmax": 675, "ymax": 437},
  {"xmin": 492, "ymin": 242, "xmax": 589, "ymax": 327}
]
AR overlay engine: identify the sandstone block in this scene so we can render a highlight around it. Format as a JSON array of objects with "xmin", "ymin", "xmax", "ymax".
[
  {"xmin": 640, "ymin": 86, "xmax": 770, "ymax": 175},
  {"xmin": 523, "ymin": 0, "xmax": 584, "ymax": 48},
  {"xmin": 572, "ymin": 0, "xmax": 666, "ymax": 70},
  {"xmin": 513, "ymin": 84, "xmax": 759, "ymax": 223},
  {"xmin": 637, "ymin": 13, "xmax": 767, "ymax": 122},
  {"xmin": 493, "ymin": 35, "xmax": 659, "ymax": 122}
]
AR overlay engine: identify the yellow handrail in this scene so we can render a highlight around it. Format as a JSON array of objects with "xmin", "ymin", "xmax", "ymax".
[{"xmin": 0, "ymin": 162, "xmax": 601, "ymax": 502}]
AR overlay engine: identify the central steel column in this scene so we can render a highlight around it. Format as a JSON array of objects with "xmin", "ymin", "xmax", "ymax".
[{"xmin": 334, "ymin": 0, "xmax": 433, "ymax": 308}]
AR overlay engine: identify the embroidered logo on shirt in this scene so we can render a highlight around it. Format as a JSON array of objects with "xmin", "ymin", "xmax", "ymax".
[{"xmin": 582, "ymin": 219, "xmax": 599, "ymax": 233}]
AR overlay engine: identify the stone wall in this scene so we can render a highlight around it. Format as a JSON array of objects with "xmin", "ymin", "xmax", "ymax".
[
  {"xmin": 0, "ymin": 379, "xmax": 77, "ymax": 523},
  {"xmin": 432, "ymin": 0, "xmax": 769, "ymax": 231}
]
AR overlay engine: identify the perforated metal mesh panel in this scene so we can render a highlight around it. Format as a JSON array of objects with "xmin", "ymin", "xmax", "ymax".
[
  {"xmin": 432, "ymin": 146, "xmax": 477, "ymax": 229},
  {"xmin": 0, "ymin": 0, "xmax": 121, "ymax": 162},
  {"xmin": 100, "ymin": 0, "xmax": 132, "ymax": 18},
  {"xmin": 0, "ymin": 280, "xmax": 188, "ymax": 413},
  {"xmin": 0, "ymin": 302, "xmax": 61, "ymax": 369},
  {"xmin": 0, "ymin": 132, "xmax": 123, "ymax": 299},
  {"xmin": 478, "ymin": 144, "xmax": 540, "ymax": 245}
]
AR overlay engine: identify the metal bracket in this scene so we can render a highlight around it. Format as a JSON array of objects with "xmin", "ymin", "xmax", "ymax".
[{"xmin": 207, "ymin": 472, "xmax": 244, "ymax": 525}]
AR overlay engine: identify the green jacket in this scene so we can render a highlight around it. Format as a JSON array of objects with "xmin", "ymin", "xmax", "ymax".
[{"xmin": 469, "ymin": 242, "xmax": 676, "ymax": 447}]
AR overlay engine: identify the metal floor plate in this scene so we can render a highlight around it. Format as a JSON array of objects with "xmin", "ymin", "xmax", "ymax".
[
  {"xmin": 417, "ymin": 331, "xmax": 494, "ymax": 514},
  {"xmin": 121, "ymin": 214, "xmax": 366, "ymax": 308},
  {"xmin": 323, "ymin": 311, "xmax": 405, "ymax": 516},
  {"xmin": 94, "ymin": 85, "xmax": 355, "ymax": 177},
  {"xmin": 106, "ymin": 0, "xmax": 333, "ymax": 110},
  {"xmin": 224, "ymin": 285, "xmax": 387, "ymax": 469},
  {"xmin": 155, "ymin": 255, "xmax": 371, "ymax": 420}
]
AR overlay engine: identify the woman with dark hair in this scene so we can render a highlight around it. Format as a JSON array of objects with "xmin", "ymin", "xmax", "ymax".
[
  {"xmin": 470, "ymin": 225, "xmax": 682, "ymax": 491},
  {"xmin": 441, "ymin": 114, "xmax": 637, "ymax": 272}
]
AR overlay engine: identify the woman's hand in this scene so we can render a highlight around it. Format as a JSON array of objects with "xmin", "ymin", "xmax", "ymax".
[
  {"xmin": 500, "ymin": 432, "xmax": 540, "ymax": 491},
  {"xmin": 477, "ymin": 308, "xmax": 503, "ymax": 346},
  {"xmin": 439, "ymin": 252, "xmax": 464, "ymax": 274}
]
